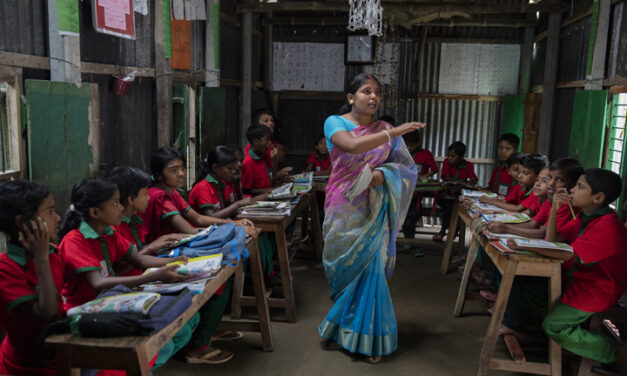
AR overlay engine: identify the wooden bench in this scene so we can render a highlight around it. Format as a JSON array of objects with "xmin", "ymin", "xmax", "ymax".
[
  {"xmin": 452, "ymin": 206, "xmax": 563, "ymax": 376},
  {"xmin": 237, "ymin": 192, "xmax": 323, "ymax": 323},
  {"xmin": 45, "ymin": 236, "xmax": 273, "ymax": 375}
]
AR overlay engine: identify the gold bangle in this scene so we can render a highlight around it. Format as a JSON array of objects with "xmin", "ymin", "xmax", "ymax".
[{"xmin": 382, "ymin": 130, "xmax": 391, "ymax": 142}]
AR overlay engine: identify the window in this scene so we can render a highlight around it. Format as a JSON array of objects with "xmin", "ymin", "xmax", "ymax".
[
  {"xmin": 0, "ymin": 69, "xmax": 22, "ymax": 179},
  {"xmin": 606, "ymin": 93, "xmax": 627, "ymax": 214}
]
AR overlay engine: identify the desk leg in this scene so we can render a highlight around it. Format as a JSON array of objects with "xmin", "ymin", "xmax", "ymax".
[
  {"xmin": 454, "ymin": 233, "xmax": 479, "ymax": 317},
  {"xmin": 128, "ymin": 347, "xmax": 152, "ymax": 376},
  {"xmin": 458, "ymin": 220, "xmax": 466, "ymax": 249},
  {"xmin": 440, "ymin": 200, "xmax": 460, "ymax": 275},
  {"xmin": 309, "ymin": 193, "xmax": 323, "ymax": 260},
  {"xmin": 231, "ymin": 255, "xmax": 245, "ymax": 320},
  {"xmin": 275, "ymin": 224, "xmax": 297, "ymax": 322},
  {"xmin": 476, "ymin": 260, "xmax": 517, "ymax": 376},
  {"xmin": 548, "ymin": 265, "xmax": 562, "ymax": 376},
  {"xmin": 249, "ymin": 236, "xmax": 274, "ymax": 351},
  {"xmin": 56, "ymin": 349, "xmax": 80, "ymax": 376}
]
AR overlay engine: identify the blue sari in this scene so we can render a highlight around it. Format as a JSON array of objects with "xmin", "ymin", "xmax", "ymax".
[{"xmin": 319, "ymin": 119, "xmax": 417, "ymax": 356}]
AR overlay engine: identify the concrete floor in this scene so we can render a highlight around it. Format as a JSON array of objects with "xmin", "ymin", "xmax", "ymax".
[{"xmin": 157, "ymin": 231, "xmax": 578, "ymax": 376}]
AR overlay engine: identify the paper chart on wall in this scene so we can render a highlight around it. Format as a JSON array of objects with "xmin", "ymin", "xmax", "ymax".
[
  {"xmin": 438, "ymin": 43, "xmax": 521, "ymax": 95},
  {"xmin": 273, "ymin": 42, "xmax": 346, "ymax": 92}
]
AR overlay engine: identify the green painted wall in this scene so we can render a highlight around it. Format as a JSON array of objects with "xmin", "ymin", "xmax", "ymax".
[
  {"xmin": 501, "ymin": 94, "xmax": 525, "ymax": 151},
  {"xmin": 569, "ymin": 89, "xmax": 608, "ymax": 170},
  {"xmin": 26, "ymin": 80, "xmax": 93, "ymax": 213}
]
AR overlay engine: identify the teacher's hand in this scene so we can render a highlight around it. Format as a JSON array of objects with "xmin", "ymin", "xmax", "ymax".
[
  {"xmin": 395, "ymin": 122, "xmax": 426, "ymax": 136},
  {"xmin": 369, "ymin": 170, "xmax": 384, "ymax": 188}
]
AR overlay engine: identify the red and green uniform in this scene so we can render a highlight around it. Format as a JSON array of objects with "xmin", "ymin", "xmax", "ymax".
[
  {"xmin": 188, "ymin": 174, "xmax": 236, "ymax": 214},
  {"xmin": 488, "ymin": 164, "xmax": 515, "ymax": 196},
  {"xmin": 543, "ymin": 208, "xmax": 627, "ymax": 364},
  {"xmin": 241, "ymin": 147, "xmax": 272, "ymax": 191},
  {"xmin": 306, "ymin": 153, "xmax": 331, "ymax": 172},
  {"xmin": 0, "ymin": 243, "xmax": 65, "ymax": 376},
  {"xmin": 245, "ymin": 140, "xmax": 277, "ymax": 171},
  {"xmin": 521, "ymin": 192, "xmax": 546, "ymax": 216},
  {"xmin": 533, "ymin": 200, "xmax": 580, "ymax": 230},
  {"xmin": 60, "ymin": 221, "xmax": 135, "ymax": 311},
  {"xmin": 413, "ymin": 149, "xmax": 438, "ymax": 177},
  {"xmin": 113, "ymin": 214, "xmax": 146, "ymax": 276},
  {"xmin": 505, "ymin": 184, "xmax": 532, "ymax": 205},
  {"xmin": 440, "ymin": 159, "xmax": 477, "ymax": 182},
  {"xmin": 139, "ymin": 187, "xmax": 191, "ymax": 244}
]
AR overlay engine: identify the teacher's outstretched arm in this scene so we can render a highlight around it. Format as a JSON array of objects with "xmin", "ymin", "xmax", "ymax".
[{"xmin": 330, "ymin": 121, "xmax": 426, "ymax": 155}]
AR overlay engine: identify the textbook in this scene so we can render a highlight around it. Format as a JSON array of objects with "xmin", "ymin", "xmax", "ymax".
[
  {"xmin": 267, "ymin": 183, "xmax": 296, "ymax": 200},
  {"xmin": 462, "ymin": 189, "xmax": 497, "ymax": 199},
  {"xmin": 142, "ymin": 278, "xmax": 212, "ymax": 295},
  {"xmin": 490, "ymin": 240, "xmax": 533, "ymax": 255},
  {"xmin": 481, "ymin": 212, "xmax": 531, "ymax": 223},
  {"xmin": 344, "ymin": 164, "xmax": 373, "ymax": 202},
  {"xmin": 155, "ymin": 225, "xmax": 216, "ymax": 256},
  {"xmin": 240, "ymin": 201, "xmax": 290, "ymax": 216},
  {"xmin": 67, "ymin": 292, "xmax": 160, "ymax": 316},
  {"xmin": 471, "ymin": 201, "xmax": 507, "ymax": 213},
  {"xmin": 507, "ymin": 238, "xmax": 574, "ymax": 260},
  {"xmin": 291, "ymin": 171, "xmax": 313, "ymax": 192},
  {"xmin": 144, "ymin": 254, "xmax": 223, "ymax": 275},
  {"xmin": 142, "ymin": 255, "xmax": 223, "ymax": 294},
  {"xmin": 482, "ymin": 230, "xmax": 526, "ymax": 240}
]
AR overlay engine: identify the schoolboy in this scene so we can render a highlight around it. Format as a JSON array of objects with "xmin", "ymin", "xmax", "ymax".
[
  {"xmin": 487, "ymin": 158, "xmax": 583, "ymax": 238},
  {"xmin": 544, "ymin": 168, "xmax": 627, "ymax": 367},
  {"xmin": 480, "ymin": 153, "xmax": 548, "ymax": 212},
  {"xmin": 487, "ymin": 133, "xmax": 519, "ymax": 196},
  {"xmin": 434, "ymin": 141, "xmax": 477, "ymax": 241},
  {"xmin": 304, "ymin": 135, "xmax": 331, "ymax": 175},
  {"xmin": 242, "ymin": 124, "xmax": 275, "ymax": 195}
]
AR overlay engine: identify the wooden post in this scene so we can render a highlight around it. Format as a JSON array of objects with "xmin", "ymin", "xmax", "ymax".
[
  {"xmin": 155, "ymin": 0, "xmax": 173, "ymax": 147},
  {"xmin": 518, "ymin": 22, "xmax": 535, "ymax": 94},
  {"xmin": 240, "ymin": 2, "xmax": 253, "ymax": 149},
  {"xmin": 537, "ymin": 5, "xmax": 562, "ymax": 155},
  {"xmin": 263, "ymin": 12, "xmax": 273, "ymax": 91},
  {"xmin": 585, "ymin": 0, "xmax": 611, "ymax": 90},
  {"xmin": 205, "ymin": 0, "xmax": 220, "ymax": 87},
  {"xmin": 47, "ymin": 0, "xmax": 81, "ymax": 83}
]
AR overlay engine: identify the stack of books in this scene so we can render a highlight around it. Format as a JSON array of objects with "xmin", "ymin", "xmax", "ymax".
[
  {"xmin": 291, "ymin": 171, "xmax": 313, "ymax": 193},
  {"xmin": 240, "ymin": 201, "xmax": 291, "ymax": 217}
]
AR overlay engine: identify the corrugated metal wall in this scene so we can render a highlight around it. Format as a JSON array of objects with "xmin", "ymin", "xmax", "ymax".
[{"xmin": 0, "ymin": 0, "xmax": 47, "ymax": 56}]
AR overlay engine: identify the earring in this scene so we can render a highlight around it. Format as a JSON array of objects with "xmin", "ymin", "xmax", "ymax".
[{"xmin": 349, "ymin": 99, "xmax": 354, "ymax": 105}]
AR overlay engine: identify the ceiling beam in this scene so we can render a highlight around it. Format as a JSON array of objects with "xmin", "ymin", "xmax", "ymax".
[{"xmin": 264, "ymin": 16, "xmax": 537, "ymax": 28}]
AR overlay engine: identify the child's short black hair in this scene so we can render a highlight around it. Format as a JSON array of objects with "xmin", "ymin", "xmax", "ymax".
[
  {"xmin": 60, "ymin": 178, "xmax": 118, "ymax": 239},
  {"xmin": 314, "ymin": 134, "xmax": 325, "ymax": 146},
  {"xmin": 194, "ymin": 145, "xmax": 237, "ymax": 186},
  {"xmin": 252, "ymin": 108, "xmax": 274, "ymax": 125},
  {"xmin": 584, "ymin": 168, "xmax": 623, "ymax": 206},
  {"xmin": 499, "ymin": 133, "xmax": 520, "ymax": 150},
  {"xmin": 247, "ymin": 124, "xmax": 271, "ymax": 145},
  {"xmin": 549, "ymin": 158, "xmax": 584, "ymax": 187},
  {"xmin": 0, "ymin": 180, "xmax": 50, "ymax": 242},
  {"xmin": 506, "ymin": 152, "xmax": 525, "ymax": 168},
  {"xmin": 107, "ymin": 166, "xmax": 152, "ymax": 206},
  {"xmin": 519, "ymin": 153, "xmax": 549, "ymax": 174},
  {"xmin": 447, "ymin": 141, "xmax": 466, "ymax": 157},
  {"xmin": 150, "ymin": 146, "xmax": 186, "ymax": 182}
]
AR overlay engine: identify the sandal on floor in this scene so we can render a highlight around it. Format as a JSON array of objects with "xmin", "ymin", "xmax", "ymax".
[
  {"xmin": 185, "ymin": 348, "xmax": 234, "ymax": 365},
  {"xmin": 211, "ymin": 330, "xmax": 244, "ymax": 342},
  {"xmin": 432, "ymin": 233, "xmax": 445, "ymax": 242},
  {"xmin": 366, "ymin": 355, "xmax": 382, "ymax": 364},
  {"xmin": 479, "ymin": 289, "xmax": 497, "ymax": 302}
]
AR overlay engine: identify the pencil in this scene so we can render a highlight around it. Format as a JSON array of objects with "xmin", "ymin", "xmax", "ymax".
[
  {"xmin": 479, "ymin": 212, "xmax": 490, "ymax": 222},
  {"xmin": 568, "ymin": 201, "xmax": 576, "ymax": 220}
]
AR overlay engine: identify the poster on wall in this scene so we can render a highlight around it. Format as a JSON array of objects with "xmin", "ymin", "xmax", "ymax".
[
  {"xmin": 92, "ymin": 0, "xmax": 136, "ymax": 40},
  {"xmin": 438, "ymin": 43, "xmax": 520, "ymax": 95},
  {"xmin": 273, "ymin": 42, "xmax": 345, "ymax": 92}
]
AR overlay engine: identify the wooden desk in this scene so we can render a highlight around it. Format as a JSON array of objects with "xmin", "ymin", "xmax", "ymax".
[
  {"xmin": 237, "ymin": 192, "xmax": 323, "ymax": 323},
  {"xmin": 452, "ymin": 207, "xmax": 563, "ymax": 376},
  {"xmin": 46, "ymin": 237, "xmax": 273, "ymax": 375},
  {"xmin": 313, "ymin": 179, "xmax": 327, "ymax": 193}
]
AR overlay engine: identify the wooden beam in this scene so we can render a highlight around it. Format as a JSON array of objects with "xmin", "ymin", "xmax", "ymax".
[
  {"xmin": 220, "ymin": 11, "xmax": 240, "ymax": 27},
  {"xmin": 263, "ymin": 12, "xmax": 273, "ymax": 91},
  {"xmin": 206, "ymin": 0, "xmax": 220, "ymax": 87},
  {"xmin": 518, "ymin": 14, "xmax": 535, "ymax": 94},
  {"xmin": 155, "ymin": 0, "xmax": 173, "ymax": 148},
  {"xmin": 426, "ymin": 37, "xmax": 520, "ymax": 44},
  {"xmin": 0, "ymin": 51, "xmax": 49, "ymax": 70},
  {"xmin": 610, "ymin": 85, "xmax": 627, "ymax": 94},
  {"xmin": 538, "ymin": 2, "xmax": 562, "ymax": 155},
  {"xmin": 556, "ymin": 80, "xmax": 586, "ymax": 89},
  {"xmin": 81, "ymin": 62, "xmax": 155, "ymax": 77},
  {"xmin": 585, "ymin": 0, "xmax": 611, "ymax": 90},
  {"xmin": 278, "ymin": 90, "xmax": 345, "ymax": 101},
  {"xmin": 240, "ymin": 0, "xmax": 253, "ymax": 149},
  {"xmin": 220, "ymin": 78, "xmax": 264, "ymax": 88},
  {"xmin": 238, "ymin": 1, "xmax": 566, "ymax": 14},
  {"xmin": 418, "ymin": 93, "xmax": 503, "ymax": 101},
  {"xmin": 88, "ymin": 84, "xmax": 100, "ymax": 177},
  {"xmin": 47, "ymin": 0, "xmax": 80, "ymax": 83},
  {"xmin": 265, "ymin": 16, "xmax": 536, "ymax": 28}
]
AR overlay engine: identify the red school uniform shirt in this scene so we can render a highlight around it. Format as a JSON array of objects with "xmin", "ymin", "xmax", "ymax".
[
  {"xmin": 533, "ymin": 200, "xmax": 581, "ymax": 230},
  {"xmin": 488, "ymin": 165, "xmax": 515, "ymax": 196},
  {"xmin": 139, "ymin": 187, "xmax": 191, "ymax": 244},
  {"xmin": 113, "ymin": 213, "xmax": 146, "ymax": 276},
  {"xmin": 241, "ymin": 147, "xmax": 272, "ymax": 191},
  {"xmin": 413, "ymin": 149, "xmax": 438, "ymax": 176},
  {"xmin": 61, "ymin": 221, "xmax": 135, "ymax": 311},
  {"xmin": 0, "ymin": 243, "xmax": 65, "ymax": 376},
  {"xmin": 558, "ymin": 208, "xmax": 627, "ymax": 312},
  {"xmin": 440, "ymin": 159, "xmax": 477, "ymax": 182},
  {"xmin": 306, "ymin": 153, "xmax": 331, "ymax": 172},
  {"xmin": 505, "ymin": 184, "xmax": 532, "ymax": 204},
  {"xmin": 245, "ymin": 140, "xmax": 277, "ymax": 170},
  {"xmin": 188, "ymin": 174, "xmax": 236, "ymax": 213},
  {"xmin": 521, "ymin": 192, "xmax": 546, "ymax": 216}
]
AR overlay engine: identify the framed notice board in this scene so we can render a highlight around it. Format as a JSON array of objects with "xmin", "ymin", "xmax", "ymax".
[{"xmin": 91, "ymin": 0, "xmax": 136, "ymax": 39}]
